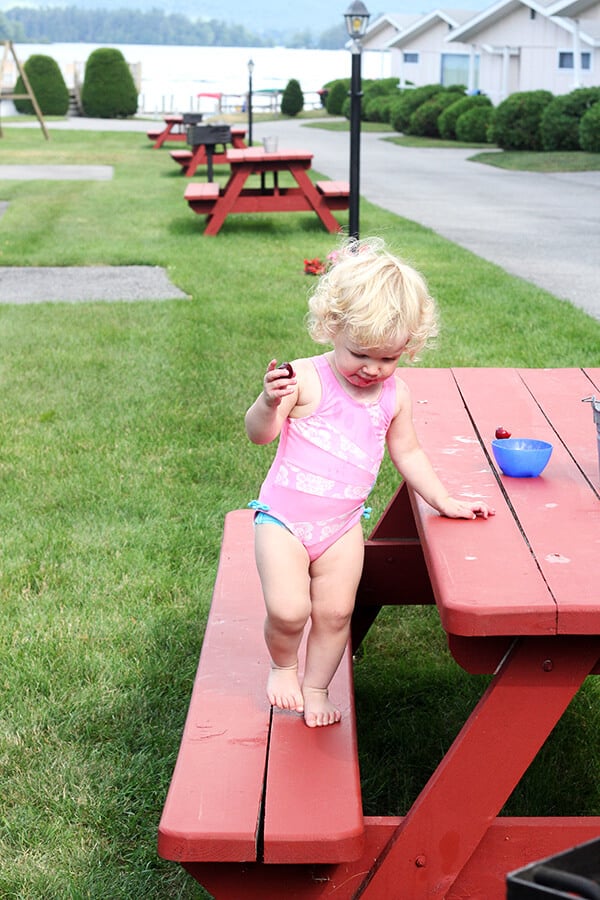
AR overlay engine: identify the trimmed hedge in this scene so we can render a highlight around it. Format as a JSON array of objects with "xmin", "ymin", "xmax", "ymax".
[
  {"xmin": 364, "ymin": 94, "xmax": 394, "ymax": 123},
  {"xmin": 540, "ymin": 87, "xmax": 600, "ymax": 151},
  {"xmin": 14, "ymin": 54, "xmax": 69, "ymax": 116},
  {"xmin": 579, "ymin": 101, "xmax": 600, "ymax": 152},
  {"xmin": 363, "ymin": 77, "xmax": 401, "ymax": 123},
  {"xmin": 81, "ymin": 47, "xmax": 137, "ymax": 118},
  {"xmin": 455, "ymin": 105, "xmax": 494, "ymax": 143},
  {"xmin": 281, "ymin": 78, "xmax": 303, "ymax": 117},
  {"xmin": 490, "ymin": 90, "xmax": 553, "ymax": 150},
  {"xmin": 408, "ymin": 90, "xmax": 463, "ymax": 137},
  {"xmin": 438, "ymin": 94, "xmax": 492, "ymax": 140},
  {"xmin": 390, "ymin": 84, "xmax": 444, "ymax": 133},
  {"xmin": 325, "ymin": 79, "xmax": 350, "ymax": 116}
]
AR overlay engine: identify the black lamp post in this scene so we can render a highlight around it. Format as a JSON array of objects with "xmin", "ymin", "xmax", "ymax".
[
  {"xmin": 247, "ymin": 58, "xmax": 254, "ymax": 147},
  {"xmin": 344, "ymin": 1, "xmax": 370, "ymax": 241}
]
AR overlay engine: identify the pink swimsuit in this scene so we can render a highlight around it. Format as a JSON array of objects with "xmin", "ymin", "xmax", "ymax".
[{"xmin": 253, "ymin": 354, "xmax": 397, "ymax": 561}]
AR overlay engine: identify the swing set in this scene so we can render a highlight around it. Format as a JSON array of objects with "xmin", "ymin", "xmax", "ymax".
[{"xmin": 1, "ymin": 40, "xmax": 49, "ymax": 139}]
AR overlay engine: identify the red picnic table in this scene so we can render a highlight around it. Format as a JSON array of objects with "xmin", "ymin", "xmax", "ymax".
[
  {"xmin": 158, "ymin": 366, "xmax": 600, "ymax": 899},
  {"xmin": 146, "ymin": 113, "xmax": 204, "ymax": 149},
  {"xmin": 170, "ymin": 124, "xmax": 247, "ymax": 178},
  {"xmin": 184, "ymin": 146, "xmax": 349, "ymax": 235}
]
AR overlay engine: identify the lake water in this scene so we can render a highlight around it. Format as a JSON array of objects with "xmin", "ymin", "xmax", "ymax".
[{"xmin": 7, "ymin": 42, "xmax": 391, "ymax": 114}]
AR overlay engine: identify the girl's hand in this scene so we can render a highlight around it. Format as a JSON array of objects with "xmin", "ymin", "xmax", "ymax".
[
  {"xmin": 438, "ymin": 497, "xmax": 496, "ymax": 520},
  {"xmin": 262, "ymin": 359, "xmax": 297, "ymax": 407}
]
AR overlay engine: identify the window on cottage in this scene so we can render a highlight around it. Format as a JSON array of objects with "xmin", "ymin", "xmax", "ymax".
[
  {"xmin": 559, "ymin": 51, "xmax": 592, "ymax": 69},
  {"xmin": 403, "ymin": 52, "xmax": 419, "ymax": 63},
  {"xmin": 441, "ymin": 53, "xmax": 478, "ymax": 87}
]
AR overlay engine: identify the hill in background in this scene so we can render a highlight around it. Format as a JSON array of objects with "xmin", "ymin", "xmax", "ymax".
[{"xmin": 0, "ymin": 0, "xmax": 344, "ymax": 35}]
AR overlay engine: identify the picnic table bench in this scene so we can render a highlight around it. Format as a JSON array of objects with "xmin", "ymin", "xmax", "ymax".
[
  {"xmin": 158, "ymin": 367, "xmax": 600, "ymax": 899},
  {"xmin": 147, "ymin": 113, "xmax": 204, "ymax": 149},
  {"xmin": 184, "ymin": 147, "xmax": 348, "ymax": 235},
  {"xmin": 157, "ymin": 509, "xmax": 365, "ymax": 870},
  {"xmin": 170, "ymin": 125, "xmax": 247, "ymax": 178}
]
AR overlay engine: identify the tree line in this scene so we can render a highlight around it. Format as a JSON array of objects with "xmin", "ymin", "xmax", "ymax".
[{"xmin": 0, "ymin": 7, "xmax": 346, "ymax": 48}]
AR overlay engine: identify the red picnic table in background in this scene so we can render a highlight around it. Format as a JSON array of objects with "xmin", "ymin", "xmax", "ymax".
[
  {"xmin": 158, "ymin": 366, "xmax": 600, "ymax": 899},
  {"xmin": 170, "ymin": 124, "xmax": 247, "ymax": 178},
  {"xmin": 184, "ymin": 146, "xmax": 349, "ymax": 235},
  {"xmin": 146, "ymin": 112, "xmax": 205, "ymax": 149}
]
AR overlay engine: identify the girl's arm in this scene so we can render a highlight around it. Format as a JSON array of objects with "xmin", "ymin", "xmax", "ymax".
[
  {"xmin": 387, "ymin": 377, "xmax": 495, "ymax": 520},
  {"xmin": 245, "ymin": 359, "xmax": 298, "ymax": 445}
]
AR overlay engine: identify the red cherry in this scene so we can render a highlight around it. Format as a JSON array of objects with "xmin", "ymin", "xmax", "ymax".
[
  {"xmin": 277, "ymin": 362, "xmax": 295, "ymax": 378},
  {"xmin": 495, "ymin": 426, "xmax": 511, "ymax": 439}
]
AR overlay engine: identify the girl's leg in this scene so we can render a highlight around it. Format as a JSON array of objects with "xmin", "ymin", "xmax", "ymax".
[
  {"xmin": 254, "ymin": 522, "xmax": 311, "ymax": 712},
  {"xmin": 303, "ymin": 523, "xmax": 364, "ymax": 727}
]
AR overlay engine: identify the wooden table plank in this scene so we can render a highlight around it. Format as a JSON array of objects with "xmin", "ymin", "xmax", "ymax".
[
  {"xmin": 263, "ymin": 643, "xmax": 365, "ymax": 864},
  {"xmin": 518, "ymin": 367, "xmax": 600, "ymax": 492},
  {"xmin": 453, "ymin": 368, "xmax": 600, "ymax": 634},
  {"xmin": 157, "ymin": 511, "xmax": 271, "ymax": 862},
  {"xmin": 401, "ymin": 368, "xmax": 557, "ymax": 637}
]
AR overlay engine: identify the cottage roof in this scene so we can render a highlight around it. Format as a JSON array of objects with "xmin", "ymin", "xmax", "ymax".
[
  {"xmin": 546, "ymin": 0, "xmax": 598, "ymax": 14},
  {"xmin": 550, "ymin": 14, "xmax": 600, "ymax": 42},
  {"xmin": 362, "ymin": 12, "xmax": 421, "ymax": 40},
  {"xmin": 447, "ymin": 0, "xmax": 563, "ymax": 42},
  {"xmin": 385, "ymin": 8, "xmax": 476, "ymax": 47}
]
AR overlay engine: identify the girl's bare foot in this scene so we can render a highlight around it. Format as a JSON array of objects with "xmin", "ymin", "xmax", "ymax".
[
  {"xmin": 267, "ymin": 663, "xmax": 304, "ymax": 713},
  {"xmin": 302, "ymin": 686, "xmax": 342, "ymax": 728}
]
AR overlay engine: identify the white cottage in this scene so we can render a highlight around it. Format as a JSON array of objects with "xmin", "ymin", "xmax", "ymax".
[
  {"xmin": 357, "ymin": 13, "xmax": 423, "ymax": 80},
  {"xmin": 385, "ymin": 10, "xmax": 480, "ymax": 88},
  {"xmin": 362, "ymin": 1, "xmax": 599, "ymax": 102},
  {"xmin": 447, "ymin": 0, "xmax": 600, "ymax": 102}
]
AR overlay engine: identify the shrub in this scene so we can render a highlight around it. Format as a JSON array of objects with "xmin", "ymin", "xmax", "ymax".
[
  {"xmin": 438, "ymin": 94, "xmax": 492, "ymax": 140},
  {"xmin": 390, "ymin": 84, "xmax": 443, "ymax": 133},
  {"xmin": 455, "ymin": 105, "xmax": 494, "ymax": 143},
  {"xmin": 408, "ymin": 91, "xmax": 461, "ymax": 137},
  {"xmin": 579, "ymin": 101, "xmax": 600, "ymax": 152},
  {"xmin": 540, "ymin": 87, "xmax": 600, "ymax": 151},
  {"xmin": 14, "ymin": 54, "xmax": 69, "ymax": 116},
  {"xmin": 363, "ymin": 78, "xmax": 400, "ymax": 123},
  {"xmin": 364, "ymin": 94, "xmax": 394, "ymax": 123},
  {"xmin": 280, "ymin": 78, "xmax": 303, "ymax": 117},
  {"xmin": 490, "ymin": 90, "xmax": 553, "ymax": 150},
  {"xmin": 325, "ymin": 79, "xmax": 350, "ymax": 116},
  {"xmin": 81, "ymin": 47, "xmax": 137, "ymax": 119}
]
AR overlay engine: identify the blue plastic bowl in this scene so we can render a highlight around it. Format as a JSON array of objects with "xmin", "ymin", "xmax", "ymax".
[{"xmin": 491, "ymin": 438, "xmax": 553, "ymax": 477}]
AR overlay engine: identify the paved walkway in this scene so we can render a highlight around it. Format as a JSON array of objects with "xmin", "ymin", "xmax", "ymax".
[
  {"xmin": 0, "ymin": 164, "xmax": 113, "ymax": 180},
  {"xmin": 0, "ymin": 266, "xmax": 189, "ymax": 303},
  {"xmin": 2, "ymin": 115, "xmax": 599, "ymax": 318}
]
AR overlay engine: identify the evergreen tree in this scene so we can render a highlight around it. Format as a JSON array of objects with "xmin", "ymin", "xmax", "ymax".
[
  {"xmin": 81, "ymin": 47, "xmax": 138, "ymax": 118},
  {"xmin": 280, "ymin": 78, "xmax": 304, "ymax": 117},
  {"xmin": 14, "ymin": 54, "xmax": 69, "ymax": 116}
]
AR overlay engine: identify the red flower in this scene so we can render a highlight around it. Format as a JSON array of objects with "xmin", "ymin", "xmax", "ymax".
[{"xmin": 303, "ymin": 257, "xmax": 326, "ymax": 276}]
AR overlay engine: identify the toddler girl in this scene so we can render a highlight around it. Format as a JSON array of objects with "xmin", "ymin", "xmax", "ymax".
[{"xmin": 245, "ymin": 238, "xmax": 494, "ymax": 728}]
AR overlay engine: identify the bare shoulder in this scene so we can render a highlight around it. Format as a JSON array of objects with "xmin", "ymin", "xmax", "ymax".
[
  {"xmin": 289, "ymin": 355, "xmax": 322, "ymax": 418},
  {"xmin": 392, "ymin": 370, "xmax": 413, "ymax": 417}
]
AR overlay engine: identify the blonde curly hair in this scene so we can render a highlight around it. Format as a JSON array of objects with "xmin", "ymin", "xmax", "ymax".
[{"xmin": 306, "ymin": 237, "xmax": 438, "ymax": 361}]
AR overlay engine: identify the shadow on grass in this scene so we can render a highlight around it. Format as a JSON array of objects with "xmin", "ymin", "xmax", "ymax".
[{"xmin": 354, "ymin": 606, "xmax": 600, "ymax": 819}]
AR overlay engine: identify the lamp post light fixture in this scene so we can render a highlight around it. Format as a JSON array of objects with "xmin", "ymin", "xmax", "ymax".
[
  {"xmin": 344, "ymin": 1, "xmax": 370, "ymax": 241},
  {"xmin": 247, "ymin": 58, "xmax": 254, "ymax": 146}
]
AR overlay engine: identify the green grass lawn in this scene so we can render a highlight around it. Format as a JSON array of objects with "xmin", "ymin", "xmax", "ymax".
[{"xmin": 0, "ymin": 126, "xmax": 599, "ymax": 898}]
